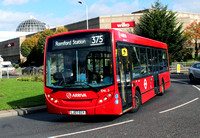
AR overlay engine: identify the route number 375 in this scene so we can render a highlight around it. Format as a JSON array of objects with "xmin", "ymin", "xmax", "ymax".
[{"xmin": 91, "ymin": 35, "xmax": 104, "ymax": 45}]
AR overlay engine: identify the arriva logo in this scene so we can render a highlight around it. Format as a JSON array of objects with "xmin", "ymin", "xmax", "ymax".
[
  {"xmin": 66, "ymin": 93, "xmax": 87, "ymax": 99},
  {"xmin": 66, "ymin": 93, "xmax": 72, "ymax": 99}
]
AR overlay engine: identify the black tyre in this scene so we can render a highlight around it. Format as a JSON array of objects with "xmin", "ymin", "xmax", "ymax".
[
  {"xmin": 189, "ymin": 74, "xmax": 195, "ymax": 82},
  {"xmin": 130, "ymin": 90, "xmax": 141, "ymax": 113},
  {"xmin": 159, "ymin": 80, "xmax": 165, "ymax": 96}
]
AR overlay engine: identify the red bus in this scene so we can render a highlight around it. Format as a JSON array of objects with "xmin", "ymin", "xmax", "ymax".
[{"xmin": 44, "ymin": 29, "xmax": 170, "ymax": 115}]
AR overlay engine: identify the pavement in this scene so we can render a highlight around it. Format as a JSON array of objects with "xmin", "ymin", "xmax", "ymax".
[{"xmin": 0, "ymin": 105, "xmax": 46, "ymax": 118}]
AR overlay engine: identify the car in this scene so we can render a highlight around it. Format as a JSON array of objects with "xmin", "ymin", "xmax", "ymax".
[
  {"xmin": 1, "ymin": 61, "xmax": 16, "ymax": 75},
  {"xmin": 189, "ymin": 62, "xmax": 200, "ymax": 82},
  {"xmin": 22, "ymin": 66, "xmax": 43, "ymax": 75}
]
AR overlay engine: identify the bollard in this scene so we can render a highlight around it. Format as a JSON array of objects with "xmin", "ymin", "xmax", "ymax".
[
  {"xmin": 177, "ymin": 64, "xmax": 180, "ymax": 73},
  {"xmin": 6, "ymin": 69, "xmax": 9, "ymax": 79}
]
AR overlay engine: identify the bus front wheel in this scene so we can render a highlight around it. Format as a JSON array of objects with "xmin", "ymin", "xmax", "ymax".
[{"xmin": 130, "ymin": 90, "xmax": 141, "ymax": 113}]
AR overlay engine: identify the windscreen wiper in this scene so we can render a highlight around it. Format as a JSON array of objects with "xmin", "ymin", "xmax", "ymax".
[
  {"xmin": 50, "ymin": 85, "xmax": 73, "ymax": 94},
  {"xmin": 50, "ymin": 88, "xmax": 63, "ymax": 94},
  {"xmin": 83, "ymin": 83, "xmax": 100, "ymax": 92}
]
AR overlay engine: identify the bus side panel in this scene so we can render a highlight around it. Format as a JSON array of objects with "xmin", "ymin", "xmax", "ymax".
[
  {"xmin": 132, "ymin": 76, "xmax": 155, "ymax": 104},
  {"xmin": 141, "ymin": 89, "xmax": 155, "ymax": 104},
  {"xmin": 159, "ymin": 71, "xmax": 171, "ymax": 91}
]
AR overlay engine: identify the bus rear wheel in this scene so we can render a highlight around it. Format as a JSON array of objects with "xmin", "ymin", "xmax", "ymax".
[{"xmin": 130, "ymin": 90, "xmax": 141, "ymax": 113}]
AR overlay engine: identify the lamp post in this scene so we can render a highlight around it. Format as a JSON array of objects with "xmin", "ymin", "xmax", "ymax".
[
  {"xmin": 0, "ymin": 55, "xmax": 3, "ymax": 81},
  {"xmin": 78, "ymin": 1, "xmax": 89, "ymax": 29}
]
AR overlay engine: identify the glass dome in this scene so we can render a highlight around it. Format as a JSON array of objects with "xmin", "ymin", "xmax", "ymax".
[{"xmin": 16, "ymin": 19, "xmax": 46, "ymax": 32}]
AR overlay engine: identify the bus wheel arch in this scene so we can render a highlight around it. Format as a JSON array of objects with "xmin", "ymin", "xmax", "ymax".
[{"xmin": 130, "ymin": 87, "xmax": 141, "ymax": 113}]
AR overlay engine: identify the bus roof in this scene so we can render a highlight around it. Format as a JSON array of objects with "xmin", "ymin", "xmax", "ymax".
[
  {"xmin": 47, "ymin": 29, "xmax": 167, "ymax": 49},
  {"xmin": 112, "ymin": 29, "xmax": 167, "ymax": 49}
]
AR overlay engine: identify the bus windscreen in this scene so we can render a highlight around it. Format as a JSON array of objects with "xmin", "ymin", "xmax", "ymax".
[{"xmin": 45, "ymin": 32, "xmax": 113, "ymax": 91}]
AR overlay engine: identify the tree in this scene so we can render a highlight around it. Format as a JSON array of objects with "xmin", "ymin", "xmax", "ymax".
[
  {"xmin": 184, "ymin": 20, "xmax": 200, "ymax": 59},
  {"xmin": 133, "ymin": 0, "xmax": 186, "ymax": 62},
  {"xmin": 37, "ymin": 29, "xmax": 54, "ymax": 65},
  {"xmin": 20, "ymin": 27, "xmax": 69, "ymax": 66},
  {"xmin": 21, "ymin": 33, "xmax": 41, "ymax": 64},
  {"xmin": 54, "ymin": 27, "xmax": 68, "ymax": 34},
  {"xmin": 21, "ymin": 37, "xmax": 36, "ymax": 57}
]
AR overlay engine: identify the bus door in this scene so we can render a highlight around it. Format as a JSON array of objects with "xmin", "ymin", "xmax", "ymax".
[
  {"xmin": 152, "ymin": 49, "xmax": 159, "ymax": 95},
  {"xmin": 116, "ymin": 45, "xmax": 133, "ymax": 111}
]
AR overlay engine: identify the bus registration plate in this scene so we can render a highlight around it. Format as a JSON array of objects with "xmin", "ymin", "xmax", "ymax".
[{"xmin": 69, "ymin": 110, "xmax": 86, "ymax": 115}]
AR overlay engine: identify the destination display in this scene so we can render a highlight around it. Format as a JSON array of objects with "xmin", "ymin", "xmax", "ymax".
[{"xmin": 51, "ymin": 32, "xmax": 110, "ymax": 50}]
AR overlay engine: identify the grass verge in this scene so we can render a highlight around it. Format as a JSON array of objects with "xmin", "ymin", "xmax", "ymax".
[{"xmin": 0, "ymin": 78, "xmax": 45, "ymax": 111}]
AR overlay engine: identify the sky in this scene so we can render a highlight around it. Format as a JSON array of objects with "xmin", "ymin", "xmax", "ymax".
[{"xmin": 0, "ymin": 0, "xmax": 200, "ymax": 31}]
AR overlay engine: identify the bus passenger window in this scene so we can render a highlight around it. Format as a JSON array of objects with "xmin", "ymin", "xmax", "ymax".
[
  {"xmin": 130, "ymin": 47, "xmax": 140, "ymax": 78},
  {"xmin": 152, "ymin": 49, "xmax": 159, "ymax": 73},
  {"xmin": 147, "ymin": 48, "xmax": 153, "ymax": 75},
  {"xmin": 158, "ymin": 50, "xmax": 164, "ymax": 71},
  {"xmin": 140, "ymin": 48, "xmax": 148, "ymax": 76},
  {"xmin": 163, "ymin": 50, "xmax": 169, "ymax": 70}
]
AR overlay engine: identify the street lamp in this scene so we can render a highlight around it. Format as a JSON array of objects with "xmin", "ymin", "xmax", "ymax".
[
  {"xmin": 78, "ymin": 0, "xmax": 89, "ymax": 29},
  {"xmin": 0, "ymin": 55, "xmax": 3, "ymax": 81}
]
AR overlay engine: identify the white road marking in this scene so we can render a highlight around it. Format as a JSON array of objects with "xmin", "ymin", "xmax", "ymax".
[
  {"xmin": 48, "ymin": 119, "xmax": 134, "ymax": 138},
  {"xmin": 49, "ymin": 79, "xmax": 200, "ymax": 138},
  {"xmin": 171, "ymin": 79, "xmax": 200, "ymax": 92},
  {"xmin": 192, "ymin": 85, "xmax": 200, "ymax": 91},
  {"xmin": 159, "ymin": 98, "xmax": 199, "ymax": 114}
]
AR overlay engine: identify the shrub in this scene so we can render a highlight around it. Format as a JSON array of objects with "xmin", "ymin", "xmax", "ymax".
[{"xmin": 17, "ymin": 74, "xmax": 43, "ymax": 82}]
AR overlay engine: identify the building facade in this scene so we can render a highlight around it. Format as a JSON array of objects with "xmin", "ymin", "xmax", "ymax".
[
  {"xmin": 0, "ymin": 36, "xmax": 26, "ymax": 62},
  {"xmin": 0, "ymin": 11, "xmax": 200, "ymax": 63}
]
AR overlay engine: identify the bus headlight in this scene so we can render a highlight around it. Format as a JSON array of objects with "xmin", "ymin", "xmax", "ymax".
[
  {"xmin": 99, "ymin": 99, "xmax": 103, "ymax": 103},
  {"xmin": 46, "ymin": 94, "xmax": 60, "ymax": 105},
  {"xmin": 97, "ymin": 92, "xmax": 113, "ymax": 105},
  {"xmin": 104, "ymin": 97, "xmax": 108, "ymax": 101}
]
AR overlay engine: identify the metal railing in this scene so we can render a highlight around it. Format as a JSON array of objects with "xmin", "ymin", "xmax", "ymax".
[{"xmin": 170, "ymin": 62, "xmax": 196, "ymax": 74}]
